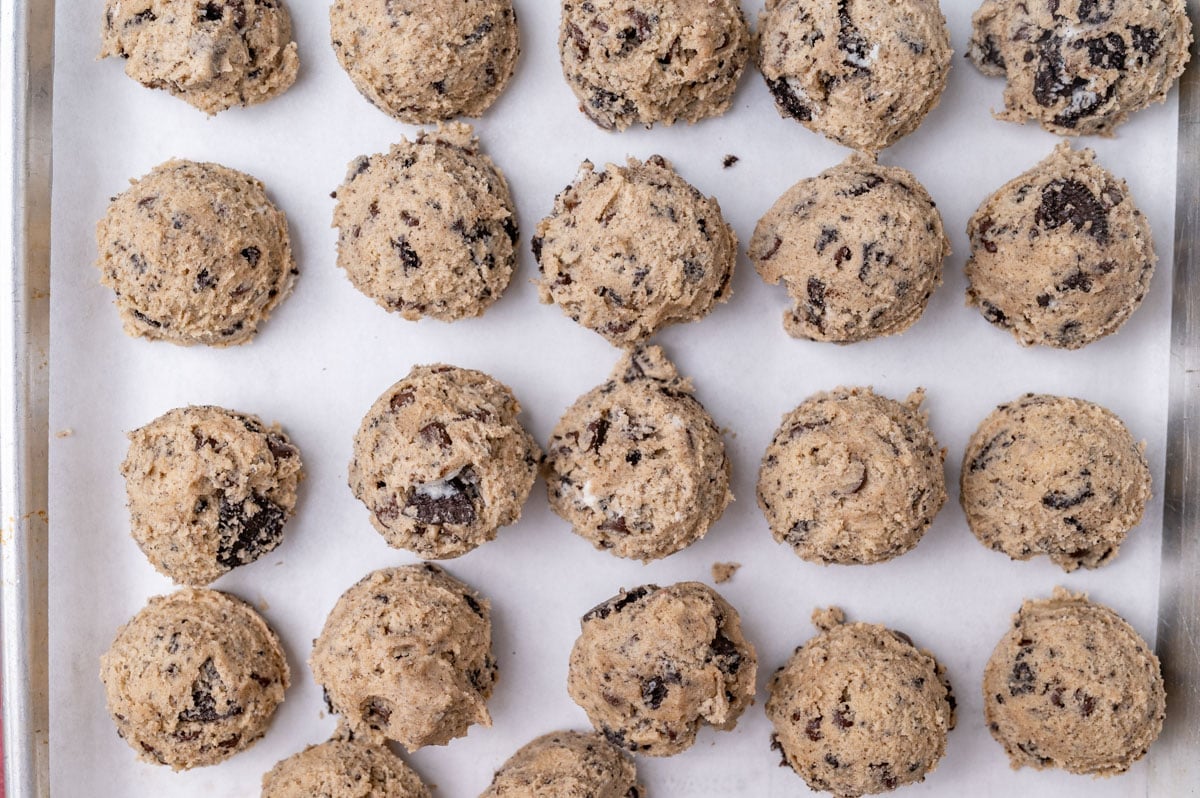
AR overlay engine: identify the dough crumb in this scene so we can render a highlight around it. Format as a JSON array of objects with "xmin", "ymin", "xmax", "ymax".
[
  {"xmin": 711, "ymin": 562, "xmax": 741, "ymax": 583},
  {"xmin": 55, "ymin": 428, "xmax": 73, "ymax": 438},
  {"xmin": 723, "ymin": 154, "xmax": 740, "ymax": 169},
  {"xmin": 812, "ymin": 606, "xmax": 846, "ymax": 631}
]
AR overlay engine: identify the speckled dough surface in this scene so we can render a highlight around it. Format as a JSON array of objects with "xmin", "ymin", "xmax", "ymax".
[
  {"xmin": 99, "ymin": 588, "xmax": 289, "ymax": 770},
  {"xmin": 262, "ymin": 736, "xmax": 431, "ymax": 798},
  {"xmin": 310, "ymin": 565, "xmax": 497, "ymax": 751},
  {"xmin": 749, "ymin": 153, "xmax": 949, "ymax": 342},
  {"xmin": 757, "ymin": 387, "xmax": 946, "ymax": 565},
  {"xmin": 767, "ymin": 608, "xmax": 956, "ymax": 798},
  {"xmin": 962, "ymin": 394, "xmax": 1151, "ymax": 571},
  {"xmin": 332, "ymin": 124, "xmax": 519, "ymax": 322},
  {"xmin": 756, "ymin": 0, "xmax": 952, "ymax": 153},
  {"xmin": 544, "ymin": 346, "xmax": 732, "ymax": 562},
  {"xmin": 100, "ymin": 0, "xmax": 299, "ymax": 115},
  {"xmin": 567, "ymin": 582, "xmax": 757, "ymax": 757},
  {"xmin": 558, "ymin": 0, "xmax": 751, "ymax": 130},
  {"xmin": 330, "ymin": 0, "xmax": 519, "ymax": 123},
  {"xmin": 349, "ymin": 365, "xmax": 540, "ymax": 558},
  {"xmin": 122, "ymin": 405, "xmax": 303, "ymax": 586},
  {"xmin": 966, "ymin": 142, "xmax": 1156, "ymax": 349},
  {"xmin": 533, "ymin": 155, "xmax": 736, "ymax": 347},
  {"xmin": 967, "ymin": 0, "xmax": 1192, "ymax": 136},
  {"xmin": 481, "ymin": 730, "xmax": 643, "ymax": 798},
  {"xmin": 95, "ymin": 159, "xmax": 297, "ymax": 347},
  {"xmin": 983, "ymin": 588, "xmax": 1165, "ymax": 775}
]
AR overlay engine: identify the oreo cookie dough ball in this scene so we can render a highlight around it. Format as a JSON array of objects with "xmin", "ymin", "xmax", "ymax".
[
  {"xmin": 330, "ymin": 0, "xmax": 519, "ymax": 123},
  {"xmin": 310, "ymin": 564, "xmax": 497, "ymax": 750},
  {"xmin": 262, "ymin": 736, "xmax": 431, "ymax": 798},
  {"xmin": 758, "ymin": 387, "xmax": 946, "ymax": 565},
  {"xmin": 95, "ymin": 159, "xmax": 297, "ymax": 347},
  {"xmin": 983, "ymin": 588, "xmax": 1165, "ymax": 775},
  {"xmin": 756, "ymin": 0, "xmax": 952, "ymax": 153},
  {"xmin": 122, "ymin": 405, "xmax": 303, "ymax": 586},
  {"xmin": 567, "ymin": 582, "xmax": 757, "ymax": 757},
  {"xmin": 968, "ymin": 0, "xmax": 1192, "ymax": 136},
  {"xmin": 349, "ymin": 365, "xmax": 541, "ymax": 558},
  {"xmin": 767, "ymin": 608, "xmax": 956, "ymax": 797},
  {"xmin": 533, "ymin": 155, "xmax": 736, "ymax": 347},
  {"xmin": 545, "ymin": 345, "xmax": 732, "ymax": 562},
  {"xmin": 962, "ymin": 394, "xmax": 1151, "ymax": 571},
  {"xmin": 100, "ymin": 0, "xmax": 299, "ymax": 115},
  {"xmin": 966, "ymin": 142, "xmax": 1155, "ymax": 349},
  {"xmin": 749, "ymin": 153, "xmax": 949, "ymax": 343},
  {"xmin": 99, "ymin": 588, "xmax": 289, "ymax": 770},
  {"xmin": 559, "ymin": 0, "xmax": 751, "ymax": 130},
  {"xmin": 481, "ymin": 730, "xmax": 643, "ymax": 798},
  {"xmin": 332, "ymin": 124, "xmax": 519, "ymax": 322}
]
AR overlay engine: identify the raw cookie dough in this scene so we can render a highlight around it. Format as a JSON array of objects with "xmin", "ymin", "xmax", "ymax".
[
  {"xmin": 95, "ymin": 159, "xmax": 297, "ymax": 347},
  {"xmin": 748, "ymin": 153, "xmax": 949, "ymax": 342},
  {"xmin": 767, "ymin": 608, "xmax": 956, "ymax": 797},
  {"xmin": 962, "ymin": 394, "xmax": 1151, "ymax": 571},
  {"xmin": 330, "ymin": 0, "xmax": 519, "ymax": 123},
  {"xmin": 558, "ymin": 0, "xmax": 751, "ymax": 130},
  {"xmin": 966, "ymin": 142, "xmax": 1155, "ymax": 349},
  {"xmin": 533, "ymin": 155, "xmax": 737, "ymax": 347},
  {"xmin": 983, "ymin": 588, "xmax": 1165, "ymax": 775},
  {"xmin": 332, "ymin": 124, "xmax": 519, "ymax": 322},
  {"xmin": 349, "ymin": 364, "xmax": 540, "ymax": 558},
  {"xmin": 311, "ymin": 564, "xmax": 497, "ymax": 750},
  {"xmin": 100, "ymin": 0, "xmax": 299, "ymax": 115},
  {"xmin": 756, "ymin": 0, "xmax": 952, "ymax": 153},
  {"xmin": 567, "ymin": 582, "xmax": 757, "ymax": 757},
  {"xmin": 967, "ymin": 0, "xmax": 1192, "ymax": 136},
  {"xmin": 99, "ymin": 588, "xmax": 289, "ymax": 770},
  {"xmin": 481, "ymin": 730, "xmax": 643, "ymax": 798},
  {"xmin": 122, "ymin": 405, "xmax": 303, "ymax": 586},
  {"xmin": 757, "ymin": 387, "xmax": 946, "ymax": 565},
  {"xmin": 544, "ymin": 346, "xmax": 732, "ymax": 562},
  {"xmin": 262, "ymin": 736, "xmax": 431, "ymax": 798}
]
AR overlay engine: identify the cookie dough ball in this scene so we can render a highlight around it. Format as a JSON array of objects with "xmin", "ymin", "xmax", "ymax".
[
  {"xmin": 99, "ymin": 588, "xmax": 289, "ymax": 770},
  {"xmin": 568, "ymin": 582, "xmax": 757, "ymax": 757},
  {"xmin": 332, "ymin": 124, "xmax": 518, "ymax": 322},
  {"xmin": 349, "ymin": 365, "xmax": 540, "ymax": 558},
  {"xmin": 262, "ymin": 736, "xmax": 431, "ymax": 798},
  {"xmin": 481, "ymin": 730, "xmax": 643, "ymax": 798},
  {"xmin": 330, "ymin": 0, "xmax": 519, "ymax": 123},
  {"xmin": 966, "ymin": 142, "xmax": 1155, "ymax": 349},
  {"xmin": 757, "ymin": 0, "xmax": 952, "ymax": 153},
  {"xmin": 968, "ymin": 0, "xmax": 1192, "ymax": 136},
  {"xmin": 310, "ymin": 564, "xmax": 497, "ymax": 750},
  {"xmin": 533, "ymin": 155, "xmax": 736, "ymax": 347},
  {"xmin": 100, "ymin": 0, "xmax": 299, "ymax": 115},
  {"xmin": 122, "ymin": 405, "xmax": 303, "ymax": 586},
  {"xmin": 767, "ymin": 608, "xmax": 956, "ymax": 797},
  {"xmin": 983, "ymin": 588, "xmax": 1165, "ymax": 775},
  {"xmin": 749, "ymin": 154, "xmax": 949, "ymax": 342},
  {"xmin": 757, "ymin": 387, "xmax": 946, "ymax": 565},
  {"xmin": 559, "ymin": 0, "xmax": 751, "ymax": 130}
]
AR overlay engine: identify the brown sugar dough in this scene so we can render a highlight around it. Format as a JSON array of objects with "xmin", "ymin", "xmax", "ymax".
[
  {"xmin": 99, "ymin": 588, "xmax": 289, "ymax": 770},
  {"xmin": 567, "ymin": 582, "xmax": 757, "ymax": 757},
  {"xmin": 966, "ymin": 142, "xmax": 1156, "ymax": 349},
  {"xmin": 711, "ymin": 562, "xmax": 740, "ymax": 583},
  {"xmin": 748, "ymin": 153, "xmax": 949, "ymax": 343},
  {"xmin": 757, "ymin": 387, "xmax": 946, "ymax": 565},
  {"xmin": 962, "ymin": 394, "xmax": 1151, "ymax": 571},
  {"xmin": 330, "ymin": 0, "xmax": 519, "ymax": 123},
  {"xmin": 968, "ymin": 0, "xmax": 1192, "ymax": 136},
  {"xmin": 310, "ymin": 564, "xmax": 497, "ymax": 751},
  {"xmin": 558, "ymin": 0, "xmax": 751, "ymax": 131},
  {"xmin": 349, "ymin": 364, "xmax": 540, "ymax": 559},
  {"xmin": 95, "ymin": 159, "xmax": 297, "ymax": 347},
  {"xmin": 122, "ymin": 405, "xmax": 303, "ymax": 586},
  {"xmin": 533, "ymin": 155, "xmax": 737, "ymax": 347},
  {"xmin": 100, "ymin": 0, "xmax": 299, "ymax": 115},
  {"xmin": 332, "ymin": 124, "xmax": 519, "ymax": 322},
  {"xmin": 544, "ymin": 346, "xmax": 732, "ymax": 562},
  {"xmin": 262, "ymin": 736, "xmax": 431, "ymax": 798},
  {"xmin": 481, "ymin": 730, "xmax": 642, "ymax": 798},
  {"xmin": 767, "ymin": 608, "xmax": 956, "ymax": 797},
  {"xmin": 983, "ymin": 588, "xmax": 1165, "ymax": 775},
  {"xmin": 756, "ymin": 0, "xmax": 952, "ymax": 153}
]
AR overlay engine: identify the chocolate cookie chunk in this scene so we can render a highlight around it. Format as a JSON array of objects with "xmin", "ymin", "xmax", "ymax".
[
  {"xmin": 481, "ymin": 730, "xmax": 642, "ymax": 798},
  {"xmin": 262, "ymin": 736, "xmax": 431, "ymax": 798}
]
